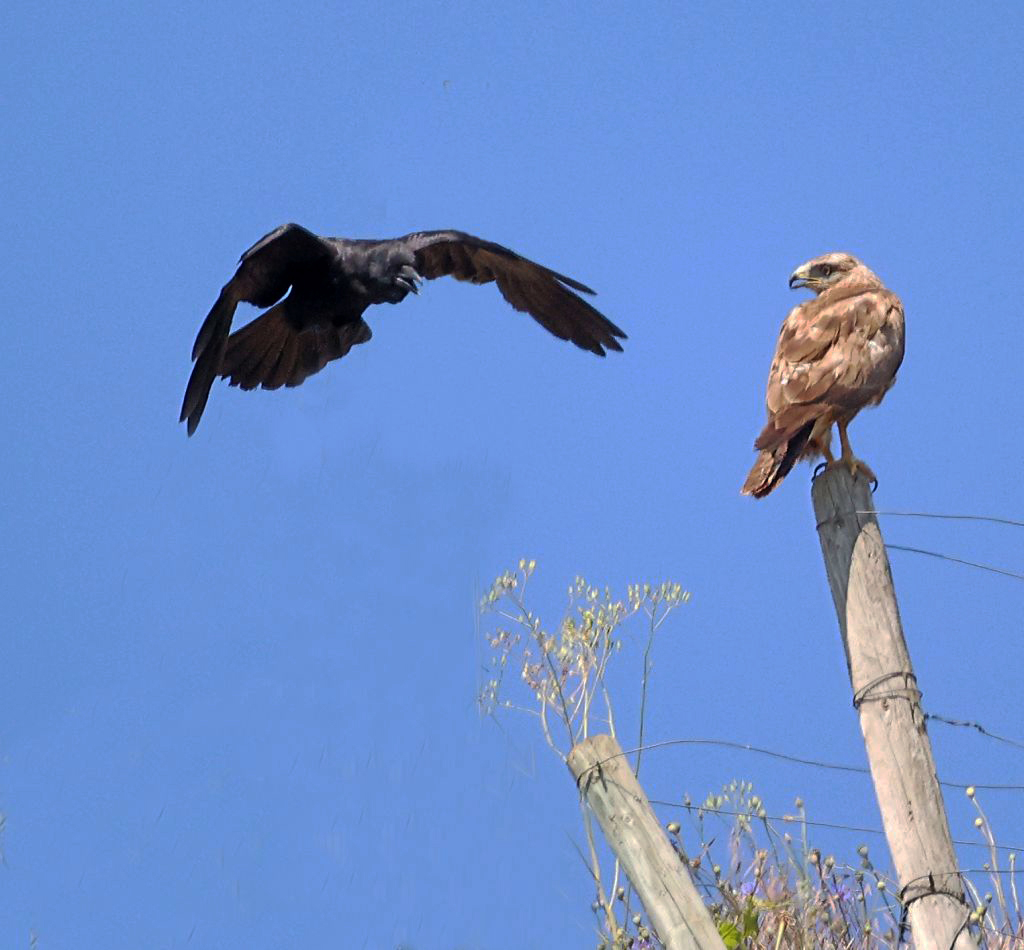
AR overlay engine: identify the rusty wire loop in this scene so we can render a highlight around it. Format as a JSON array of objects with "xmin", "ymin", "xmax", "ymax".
[{"xmin": 852, "ymin": 670, "xmax": 922, "ymax": 710}]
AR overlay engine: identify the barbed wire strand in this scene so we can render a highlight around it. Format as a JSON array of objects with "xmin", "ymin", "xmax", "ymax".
[
  {"xmin": 926, "ymin": 714, "xmax": 1024, "ymax": 754},
  {"xmin": 866, "ymin": 511, "xmax": 1024, "ymax": 529},
  {"xmin": 649, "ymin": 800, "xmax": 1024, "ymax": 855},
  {"xmin": 885, "ymin": 544, "xmax": 1024, "ymax": 582},
  {"xmin": 606, "ymin": 737, "xmax": 1024, "ymax": 791},
  {"xmin": 918, "ymin": 869, "xmax": 1023, "ymax": 877}
]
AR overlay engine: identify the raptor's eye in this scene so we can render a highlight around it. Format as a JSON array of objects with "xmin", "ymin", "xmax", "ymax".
[{"xmin": 819, "ymin": 264, "xmax": 832, "ymax": 277}]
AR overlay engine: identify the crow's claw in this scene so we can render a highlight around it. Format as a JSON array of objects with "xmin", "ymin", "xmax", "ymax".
[{"xmin": 395, "ymin": 264, "xmax": 423, "ymax": 295}]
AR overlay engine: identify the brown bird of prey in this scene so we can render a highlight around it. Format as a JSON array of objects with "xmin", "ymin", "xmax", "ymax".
[
  {"xmin": 180, "ymin": 223, "xmax": 627, "ymax": 435},
  {"xmin": 741, "ymin": 252, "xmax": 905, "ymax": 498}
]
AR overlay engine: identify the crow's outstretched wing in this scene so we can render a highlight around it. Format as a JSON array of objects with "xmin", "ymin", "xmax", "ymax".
[
  {"xmin": 218, "ymin": 312, "xmax": 372, "ymax": 393},
  {"xmin": 403, "ymin": 230, "xmax": 627, "ymax": 356},
  {"xmin": 180, "ymin": 224, "xmax": 333, "ymax": 435}
]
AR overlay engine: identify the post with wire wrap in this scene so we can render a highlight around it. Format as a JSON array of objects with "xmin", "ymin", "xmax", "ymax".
[
  {"xmin": 811, "ymin": 466, "xmax": 977, "ymax": 950},
  {"xmin": 568, "ymin": 734, "xmax": 726, "ymax": 950}
]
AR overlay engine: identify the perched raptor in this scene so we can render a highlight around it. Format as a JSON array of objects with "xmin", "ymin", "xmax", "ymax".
[
  {"xmin": 742, "ymin": 252, "xmax": 905, "ymax": 498},
  {"xmin": 180, "ymin": 223, "xmax": 627, "ymax": 435}
]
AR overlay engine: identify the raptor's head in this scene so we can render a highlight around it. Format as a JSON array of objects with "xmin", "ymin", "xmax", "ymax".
[{"xmin": 788, "ymin": 252, "xmax": 863, "ymax": 294}]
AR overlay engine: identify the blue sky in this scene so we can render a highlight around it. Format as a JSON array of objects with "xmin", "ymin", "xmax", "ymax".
[{"xmin": 4, "ymin": 1, "xmax": 1024, "ymax": 946}]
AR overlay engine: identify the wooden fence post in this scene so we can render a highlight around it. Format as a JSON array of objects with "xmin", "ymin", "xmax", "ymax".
[
  {"xmin": 812, "ymin": 466, "xmax": 977, "ymax": 950},
  {"xmin": 567, "ymin": 733, "xmax": 726, "ymax": 950}
]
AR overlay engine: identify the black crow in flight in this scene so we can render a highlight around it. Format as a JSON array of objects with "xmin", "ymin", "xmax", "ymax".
[{"xmin": 180, "ymin": 223, "xmax": 626, "ymax": 434}]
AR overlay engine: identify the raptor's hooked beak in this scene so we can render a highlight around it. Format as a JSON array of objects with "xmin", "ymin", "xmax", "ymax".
[{"xmin": 788, "ymin": 267, "xmax": 814, "ymax": 290}]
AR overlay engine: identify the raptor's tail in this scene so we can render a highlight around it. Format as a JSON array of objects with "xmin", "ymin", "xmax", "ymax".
[{"xmin": 741, "ymin": 421, "xmax": 815, "ymax": 498}]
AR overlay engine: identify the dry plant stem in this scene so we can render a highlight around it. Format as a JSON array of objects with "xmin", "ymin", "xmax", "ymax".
[
  {"xmin": 537, "ymin": 636, "xmax": 574, "ymax": 745},
  {"xmin": 537, "ymin": 687, "xmax": 564, "ymax": 760},
  {"xmin": 580, "ymin": 800, "xmax": 618, "ymax": 936},
  {"xmin": 515, "ymin": 594, "xmax": 573, "ymax": 749},
  {"xmin": 609, "ymin": 859, "xmax": 624, "ymax": 929},
  {"xmin": 1010, "ymin": 853, "xmax": 1021, "ymax": 926},
  {"xmin": 635, "ymin": 609, "xmax": 658, "ymax": 778},
  {"xmin": 595, "ymin": 638, "xmax": 618, "ymax": 740},
  {"xmin": 601, "ymin": 682, "xmax": 616, "ymax": 736},
  {"xmin": 540, "ymin": 652, "xmax": 573, "ymax": 747},
  {"xmin": 972, "ymin": 794, "xmax": 1008, "ymax": 925},
  {"xmin": 572, "ymin": 650, "xmax": 597, "ymax": 742}
]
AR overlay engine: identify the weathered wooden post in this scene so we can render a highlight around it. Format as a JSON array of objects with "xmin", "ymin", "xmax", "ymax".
[
  {"xmin": 812, "ymin": 466, "xmax": 977, "ymax": 950},
  {"xmin": 568, "ymin": 733, "xmax": 726, "ymax": 950}
]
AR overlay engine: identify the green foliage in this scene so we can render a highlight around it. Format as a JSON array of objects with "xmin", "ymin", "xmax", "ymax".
[{"xmin": 717, "ymin": 908, "xmax": 760, "ymax": 950}]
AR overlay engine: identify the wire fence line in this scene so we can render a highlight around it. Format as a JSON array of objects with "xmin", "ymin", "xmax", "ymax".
[
  {"xmin": 886, "ymin": 544, "xmax": 1024, "ymax": 582},
  {"xmin": 606, "ymin": 735, "xmax": 1024, "ymax": 792},
  {"xmin": 647, "ymin": 799, "xmax": 1024, "ymax": 856},
  {"xmin": 584, "ymin": 733, "xmax": 1024, "ymax": 865},
  {"xmin": 926, "ymin": 714, "xmax": 1024, "ymax": 754},
  {"xmin": 867, "ymin": 510, "xmax": 1024, "ymax": 530},
  {"xmin": 827, "ymin": 507, "xmax": 1024, "ymax": 581}
]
